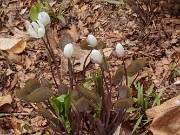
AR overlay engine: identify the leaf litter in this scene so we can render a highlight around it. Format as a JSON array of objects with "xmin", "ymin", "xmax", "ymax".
[{"xmin": 0, "ymin": 0, "xmax": 179, "ymax": 134}]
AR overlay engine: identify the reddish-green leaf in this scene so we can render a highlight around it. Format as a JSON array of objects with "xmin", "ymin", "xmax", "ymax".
[
  {"xmin": 76, "ymin": 97, "xmax": 89, "ymax": 112},
  {"xmin": 41, "ymin": 78, "xmax": 52, "ymax": 88},
  {"xmin": 15, "ymin": 88, "xmax": 29, "ymax": 101},
  {"xmin": 76, "ymin": 84, "xmax": 100, "ymax": 104},
  {"xmin": 113, "ymin": 66, "xmax": 125, "ymax": 85},
  {"xmin": 118, "ymin": 85, "xmax": 132, "ymax": 99},
  {"xmin": 96, "ymin": 40, "xmax": 106, "ymax": 49},
  {"xmin": 15, "ymin": 79, "xmax": 41, "ymax": 101},
  {"xmin": 27, "ymin": 87, "xmax": 53, "ymax": 103},
  {"xmin": 59, "ymin": 33, "xmax": 72, "ymax": 50},
  {"xmin": 80, "ymin": 40, "xmax": 93, "ymax": 50},
  {"xmin": 57, "ymin": 83, "xmax": 69, "ymax": 95},
  {"xmin": 127, "ymin": 58, "xmax": 147, "ymax": 77},
  {"xmin": 114, "ymin": 98, "xmax": 132, "ymax": 112}
]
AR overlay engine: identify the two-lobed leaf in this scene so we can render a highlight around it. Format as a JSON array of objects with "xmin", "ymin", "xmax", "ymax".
[
  {"xmin": 127, "ymin": 58, "xmax": 147, "ymax": 77},
  {"xmin": 27, "ymin": 87, "xmax": 53, "ymax": 103}
]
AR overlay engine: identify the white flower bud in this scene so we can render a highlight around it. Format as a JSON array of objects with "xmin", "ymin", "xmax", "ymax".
[
  {"xmin": 38, "ymin": 12, "xmax": 50, "ymax": 26},
  {"xmin": 63, "ymin": 43, "xmax": 74, "ymax": 59},
  {"xmin": 174, "ymin": 100, "xmax": 180, "ymax": 106},
  {"xmin": 87, "ymin": 34, "xmax": 98, "ymax": 47},
  {"xmin": 90, "ymin": 49, "xmax": 103, "ymax": 64},
  {"xmin": 115, "ymin": 43, "xmax": 125, "ymax": 58},
  {"xmin": 174, "ymin": 81, "xmax": 180, "ymax": 85},
  {"xmin": 28, "ymin": 21, "xmax": 45, "ymax": 38}
]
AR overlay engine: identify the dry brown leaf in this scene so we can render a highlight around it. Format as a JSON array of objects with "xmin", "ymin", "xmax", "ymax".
[
  {"xmin": 67, "ymin": 25, "xmax": 79, "ymax": 42},
  {"xmin": 7, "ymin": 52, "xmax": 23, "ymax": 63},
  {"xmin": 74, "ymin": 45, "xmax": 90, "ymax": 72},
  {"xmin": 0, "ymin": 38, "xmax": 26, "ymax": 54},
  {"xmin": 47, "ymin": 28, "xmax": 58, "ymax": 50},
  {"xmin": 0, "ymin": 94, "xmax": 12, "ymax": 107},
  {"xmin": 25, "ymin": 56, "xmax": 32, "ymax": 69},
  {"xmin": 150, "ymin": 106, "xmax": 180, "ymax": 135},
  {"xmin": 146, "ymin": 94, "xmax": 180, "ymax": 118}
]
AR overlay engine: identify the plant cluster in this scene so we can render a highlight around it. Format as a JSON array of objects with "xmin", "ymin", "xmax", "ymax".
[{"xmin": 16, "ymin": 5, "xmax": 148, "ymax": 135}]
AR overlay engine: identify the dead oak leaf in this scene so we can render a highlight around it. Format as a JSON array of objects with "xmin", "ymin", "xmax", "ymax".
[
  {"xmin": 0, "ymin": 94, "xmax": 12, "ymax": 107},
  {"xmin": 150, "ymin": 106, "xmax": 180, "ymax": 135},
  {"xmin": 67, "ymin": 25, "xmax": 79, "ymax": 42},
  {"xmin": 146, "ymin": 94, "xmax": 180, "ymax": 119}
]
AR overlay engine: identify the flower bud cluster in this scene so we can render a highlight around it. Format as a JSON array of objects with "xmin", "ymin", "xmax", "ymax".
[{"xmin": 28, "ymin": 12, "xmax": 50, "ymax": 38}]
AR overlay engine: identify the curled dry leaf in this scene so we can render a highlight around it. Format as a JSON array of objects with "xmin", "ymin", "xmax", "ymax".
[
  {"xmin": 150, "ymin": 106, "xmax": 180, "ymax": 135},
  {"xmin": 146, "ymin": 94, "xmax": 180, "ymax": 118},
  {"xmin": 0, "ymin": 94, "xmax": 12, "ymax": 107},
  {"xmin": 0, "ymin": 38, "xmax": 26, "ymax": 54}
]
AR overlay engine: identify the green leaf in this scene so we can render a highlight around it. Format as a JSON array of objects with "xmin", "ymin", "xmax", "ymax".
[
  {"xmin": 145, "ymin": 84, "xmax": 154, "ymax": 97},
  {"xmin": 152, "ymin": 88, "xmax": 164, "ymax": 107},
  {"xmin": 64, "ymin": 93, "xmax": 71, "ymax": 117},
  {"xmin": 76, "ymin": 84, "xmax": 100, "ymax": 104},
  {"xmin": 127, "ymin": 58, "xmax": 147, "ymax": 77},
  {"xmin": 94, "ymin": 71, "xmax": 103, "ymax": 96},
  {"xmin": 83, "ymin": 79, "xmax": 91, "ymax": 89},
  {"xmin": 132, "ymin": 114, "xmax": 143, "ymax": 134},
  {"xmin": 27, "ymin": 87, "xmax": 53, "ymax": 103},
  {"xmin": 113, "ymin": 66, "xmax": 124, "ymax": 85},
  {"xmin": 134, "ymin": 82, "xmax": 144, "ymax": 107},
  {"xmin": 57, "ymin": 14, "xmax": 66, "ymax": 24},
  {"xmin": 76, "ymin": 97, "xmax": 89, "ymax": 112},
  {"xmin": 29, "ymin": 3, "xmax": 43, "ymax": 21},
  {"xmin": 36, "ymin": 3, "xmax": 43, "ymax": 12},
  {"xmin": 126, "ymin": 107, "xmax": 138, "ymax": 113},
  {"xmin": 114, "ymin": 98, "xmax": 132, "ymax": 112},
  {"xmin": 50, "ymin": 97, "xmax": 62, "ymax": 116},
  {"xmin": 118, "ymin": 85, "xmax": 132, "ymax": 99}
]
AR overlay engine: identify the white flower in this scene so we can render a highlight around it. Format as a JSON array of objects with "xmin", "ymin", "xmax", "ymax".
[
  {"xmin": 115, "ymin": 43, "xmax": 125, "ymax": 58},
  {"xmin": 63, "ymin": 43, "xmax": 74, "ymax": 58},
  {"xmin": 174, "ymin": 81, "xmax": 180, "ymax": 85},
  {"xmin": 87, "ymin": 34, "xmax": 98, "ymax": 47},
  {"xmin": 174, "ymin": 100, "xmax": 180, "ymax": 106},
  {"xmin": 28, "ymin": 21, "xmax": 45, "ymax": 38},
  {"xmin": 90, "ymin": 49, "xmax": 103, "ymax": 64},
  {"xmin": 38, "ymin": 12, "xmax": 50, "ymax": 27}
]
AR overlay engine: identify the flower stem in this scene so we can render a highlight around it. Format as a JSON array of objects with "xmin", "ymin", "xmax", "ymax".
[
  {"xmin": 68, "ymin": 59, "xmax": 73, "ymax": 90},
  {"xmin": 122, "ymin": 58, "xmax": 128, "ymax": 86},
  {"xmin": 45, "ymin": 31, "xmax": 62, "ymax": 83},
  {"xmin": 82, "ymin": 50, "xmax": 92, "ymax": 82},
  {"xmin": 41, "ymin": 38, "xmax": 59, "ymax": 89},
  {"xmin": 100, "ymin": 66, "xmax": 111, "ymax": 128}
]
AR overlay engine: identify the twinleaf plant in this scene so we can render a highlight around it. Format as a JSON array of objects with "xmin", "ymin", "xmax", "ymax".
[{"xmin": 16, "ymin": 6, "xmax": 147, "ymax": 134}]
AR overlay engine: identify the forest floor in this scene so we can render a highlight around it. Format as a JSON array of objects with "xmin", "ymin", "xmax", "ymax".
[{"xmin": 0, "ymin": 0, "xmax": 179, "ymax": 135}]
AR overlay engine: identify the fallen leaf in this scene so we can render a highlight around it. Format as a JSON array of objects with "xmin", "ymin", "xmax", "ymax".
[
  {"xmin": 67, "ymin": 25, "xmax": 79, "ymax": 42},
  {"xmin": 25, "ymin": 56, "xmax": 32, "ymax": 69},
  {"xmin": 0, "ymin": 38, "xmax": 26, "ymax": 54},
  {"xmin": 146, "ymin": 94, "xmax": 180, "ymax": 118},
  {"xmin": 150, "ymin": 106, "xmax": 180, "ymax": 135},
  {"xmin": 0, "ymin": 94, "xmax": 12, "ymax": 107},
  {"xmin": 73, "ymin": 45, "xmax": 90, "ymax": 72}
]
